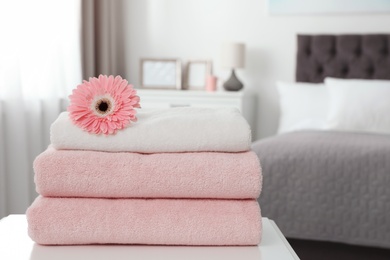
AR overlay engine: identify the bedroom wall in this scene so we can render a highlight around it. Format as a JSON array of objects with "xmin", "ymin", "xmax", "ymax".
[{"xmin": 120, "ymin": 0, "xmax": 390, "ymax": 140}]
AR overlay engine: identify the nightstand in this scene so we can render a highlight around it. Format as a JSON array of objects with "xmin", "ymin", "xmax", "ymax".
[{"xmin": 137, "ymin": 89, "xmax": 256, "ymax": 134}]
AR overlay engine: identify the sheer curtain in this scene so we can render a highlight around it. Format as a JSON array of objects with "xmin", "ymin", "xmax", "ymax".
[{"xmin": 0, "ymin": 0, "xmax": 82, "ymax": 218}]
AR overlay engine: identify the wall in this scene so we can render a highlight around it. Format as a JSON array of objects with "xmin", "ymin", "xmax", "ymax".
[{"xmin": 120, "ymin": 0, "xmax": 390, "ymax": 139}]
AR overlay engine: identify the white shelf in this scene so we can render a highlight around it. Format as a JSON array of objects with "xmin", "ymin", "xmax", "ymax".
[
  {"xmin": 136, "ymin": 89, "xmax": 256, "ymax": 135},
  {"xmin": 136, "ymin": 89, "xmax": 246, "ymax": 98}
]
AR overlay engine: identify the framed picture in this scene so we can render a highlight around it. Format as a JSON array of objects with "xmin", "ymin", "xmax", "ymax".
[
  {"xmin": 184, "ymin": 60, "xmax": 212, "ymax": 90},
  {"xmin": 140, "ymin": 59, "xmax": 181, "ymax": 89},
  {"xmin": 268, "ymin": 0, "xmax": 390, "ymax": 15}
]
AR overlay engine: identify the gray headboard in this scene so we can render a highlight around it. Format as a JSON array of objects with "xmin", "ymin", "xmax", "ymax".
[{"xmin": 296, "ymin": 34, "xmax": 390, "ymax": 83}]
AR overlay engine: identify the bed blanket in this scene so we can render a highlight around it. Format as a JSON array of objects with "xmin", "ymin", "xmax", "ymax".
[{"xmin": 252, "ymin": 131, "xmax": 390, "ymax": 248}]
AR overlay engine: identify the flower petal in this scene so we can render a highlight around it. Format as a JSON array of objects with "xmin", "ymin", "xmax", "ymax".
[{"xmin": 68, "ymin": 75, "xmax": 139, "ymax": 135}]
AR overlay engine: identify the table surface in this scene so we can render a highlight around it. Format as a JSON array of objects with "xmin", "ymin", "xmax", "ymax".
[{"xmin": 0, "ymin": 215, "xmax": 299, "ymax": 260}]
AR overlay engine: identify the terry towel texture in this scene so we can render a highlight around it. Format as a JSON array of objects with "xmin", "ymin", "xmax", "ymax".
[
  {"xmin": 27, "ymin": 196, "xmax": 262, "ymax": 246},
  {"xmin": 50, "ymin": 107, "xmax": 251, "ymax": 153},
  {"xmin": 34, "ymin": 147, "xmax": 262, "ymax": 199},
  {"xmin": 27, "ymin": 107, "xmax": 262, "ymax": 246}
]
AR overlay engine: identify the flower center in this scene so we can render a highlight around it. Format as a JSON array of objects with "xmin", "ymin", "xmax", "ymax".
[
  {"xmin": 95, "ymin": 98, "xmax": 112, "ymax": 115},
  {"xmin": 99, "ymin": 102, "xmax": 108, "ymax": 112}
]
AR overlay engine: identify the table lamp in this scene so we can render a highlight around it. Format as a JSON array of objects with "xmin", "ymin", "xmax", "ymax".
[{"xmin": 221, "ymin": 42, "xmax": 246, "ymax": 91}]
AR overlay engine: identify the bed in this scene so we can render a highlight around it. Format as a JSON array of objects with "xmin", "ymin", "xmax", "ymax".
[{"xmin": 252, "ymin": 34, "xmax": 390, "ymax": 249}]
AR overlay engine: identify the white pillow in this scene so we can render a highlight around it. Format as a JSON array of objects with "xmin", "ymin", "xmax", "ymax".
[
  {"xmin": 325, "ymin": 78, "xmax": 390, "ymax": 134},
  {"xmin": 277, "ymin": 81, "xmax": 328, "ymax": 134}
]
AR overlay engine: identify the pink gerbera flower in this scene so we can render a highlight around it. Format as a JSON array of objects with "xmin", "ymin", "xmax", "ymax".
[{"xmin": 68, "ymin": 75, "xmax": 140, "ymax": 135}]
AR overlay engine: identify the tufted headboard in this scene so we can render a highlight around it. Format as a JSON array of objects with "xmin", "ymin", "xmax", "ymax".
[{"xmin": 296, "ymin": 34, "xmax": 390, "ymax": 83}]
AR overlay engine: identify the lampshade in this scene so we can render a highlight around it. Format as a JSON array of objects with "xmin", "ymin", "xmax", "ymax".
[{"xmin": 221, "ymin": 43, "xmax": 246, "ymax": 69}]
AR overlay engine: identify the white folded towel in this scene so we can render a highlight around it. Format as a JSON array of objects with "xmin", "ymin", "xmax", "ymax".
[{"xmin": 51, "ymin": 107, "xmax": 251, "ymax": 153}]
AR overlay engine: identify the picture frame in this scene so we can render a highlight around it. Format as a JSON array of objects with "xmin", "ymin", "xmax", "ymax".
[
  {"xmin": 140, "ymin": 58, "xmax": 182, "ymax": 89},
  {"xmin": 184, "ymin": 60, "xmax": 212, "ymax": 90},
  {"xmin": 267, "ymin": 0, "xmax": 390, "ymax": 15}
]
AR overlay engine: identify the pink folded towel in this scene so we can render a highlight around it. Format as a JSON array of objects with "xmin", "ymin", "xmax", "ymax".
[
  {"xmin": 34, "ymin": 147, "xmax": 262, "ymax": 199},
  {"xmin": 27, "ymin": 197, "xmax": 262, "ymax": 246}
]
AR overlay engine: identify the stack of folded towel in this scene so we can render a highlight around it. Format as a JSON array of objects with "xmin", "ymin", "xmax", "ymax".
[{"xmin": 27, "ymin": 107, "xmax": 263, "ymax": 246}]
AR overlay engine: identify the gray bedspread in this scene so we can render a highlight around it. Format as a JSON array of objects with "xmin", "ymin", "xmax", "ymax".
[{"xmin": 252, "ymin": 131, "xmax": 390, "ymax": 248}]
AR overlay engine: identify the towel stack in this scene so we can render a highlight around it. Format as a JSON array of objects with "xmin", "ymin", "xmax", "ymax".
[{"xmin": 27, "ymin": 107, "xmax": 263, "ymax": 246}]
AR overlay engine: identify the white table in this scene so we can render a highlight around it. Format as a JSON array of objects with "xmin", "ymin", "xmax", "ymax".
[
  {"xmin": 136, "ymin": 89, "xmax": 256, "ymax": 136},
  {"xmin": 0, "ymin": 215, "xmax": 299, "ymax": 260}
]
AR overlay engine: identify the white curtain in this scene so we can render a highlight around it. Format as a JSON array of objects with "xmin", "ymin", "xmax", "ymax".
[{"xmin": 0, "ymin": 0, "xmax": 82, "ymax": 218}]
